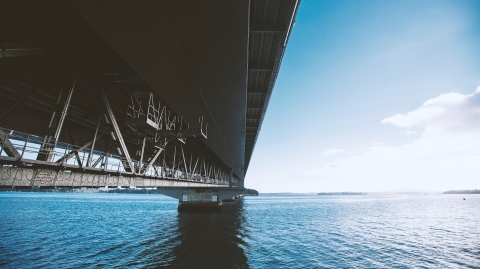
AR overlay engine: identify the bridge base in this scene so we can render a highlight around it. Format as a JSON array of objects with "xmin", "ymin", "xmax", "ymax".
[
  {"xmin": 178, "ymin": 202, "xmax": 222, "ymax": 212},
  {"xmin": 156, "ymin": 187, "xmax": 245, "ymax": 212}
]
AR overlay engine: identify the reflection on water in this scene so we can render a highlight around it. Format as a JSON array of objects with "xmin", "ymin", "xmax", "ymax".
[
  {"xmin": 140, "ymin": 200, "xmax": 249, "ymax": 269},
  {"xmin": 170, "ymin": 201, "xmax": 249, "ymax": 269}
]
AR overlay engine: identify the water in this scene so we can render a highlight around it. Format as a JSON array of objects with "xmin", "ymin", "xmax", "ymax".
[{"xmin": 0, "ymin": 193, "xmax": 479, "ymax": 268}]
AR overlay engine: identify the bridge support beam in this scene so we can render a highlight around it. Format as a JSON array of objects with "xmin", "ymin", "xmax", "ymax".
[
  {"xmin": 37, "ymin": 71, "xmax": 79, "ymax": 162},
  {"xmin": 100, "ymin": 89, "xmax": 134, "ymax": 173},
  {"xmin": 157, "ymin": 187, "xmax": 245, "ymax": 212},
  {"xmin": 0, "ymin": 130, "xmax": 21, "ymax": 158},
  {"xmin": 0, "ymin": 166, "xmax": 225, "ymax": 189}
]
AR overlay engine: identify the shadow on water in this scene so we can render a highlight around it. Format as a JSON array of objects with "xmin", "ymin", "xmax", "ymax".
[{"xmin": 143, "ymin": 200, "xmax": 250, "ymax": 269}]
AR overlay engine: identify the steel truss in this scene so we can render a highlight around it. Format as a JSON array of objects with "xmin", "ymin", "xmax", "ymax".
[
  {"xmin": 0, "ymin": 127, "xmax": 232, "ymax": 185},
  {"xmin": 37, "ymin": 71, "xmax": 79, "ymax": 162},
  {"xmin": 0, "ymin": 71, "xmax": 234, "ymax": 185}
]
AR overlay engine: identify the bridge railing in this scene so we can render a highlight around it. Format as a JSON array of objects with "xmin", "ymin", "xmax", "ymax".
[
  {"xmin": 0, "ymin": 127, "xmax": 124, "ymax": 171},
  {"xmin": 0, "ymin": 128, "xmax": 229, "ymax": 185}
]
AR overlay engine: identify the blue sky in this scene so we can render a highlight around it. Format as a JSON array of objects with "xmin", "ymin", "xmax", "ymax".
[{"xmin": 247, "ymin": 0, "xmax": 480, "ymax": 192}]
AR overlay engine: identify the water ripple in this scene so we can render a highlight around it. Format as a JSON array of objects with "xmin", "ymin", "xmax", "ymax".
[{"xmin": 1, "ymin": 193, "xmax": 479, "ymax": 268}]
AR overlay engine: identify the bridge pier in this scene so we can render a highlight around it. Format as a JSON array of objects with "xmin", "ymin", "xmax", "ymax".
[{"xmin": 156, "ymin": 187, "xmax": 245, "ymax": 212}]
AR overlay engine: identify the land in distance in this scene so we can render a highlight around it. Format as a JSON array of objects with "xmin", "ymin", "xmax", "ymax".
[{"xmin": 444, "ymin": 189, "xmax": 480, "ymax": 194}]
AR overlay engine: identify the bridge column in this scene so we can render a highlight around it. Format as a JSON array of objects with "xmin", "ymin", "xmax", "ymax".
[
  {"xmin": 156, "ymin": 187, "xmax": 245, "ymax": 212},
  {"xmin": 179, "ymin": 189, "xmax": 222, "ymax": 212}
]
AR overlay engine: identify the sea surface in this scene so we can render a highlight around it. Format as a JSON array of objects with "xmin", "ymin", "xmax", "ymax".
[{"xmin": 0, "ymin": 193, "xmax": 479, "ymax": 268}]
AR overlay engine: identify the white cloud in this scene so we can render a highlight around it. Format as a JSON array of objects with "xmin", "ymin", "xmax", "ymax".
[
  {"xmin": 305, "ymin": 88, "xmax": 480, "ymax": 191},
  {"xmin": 323, "ymin": 149, "xmax": 346, "ymax": 156},
  {"xmin": 381, "ymin": 87, "xmax": 480, "ymax": 131},
  {"xmin": 381, "ymin": 106, "xmax": 445, "ymax": 128}
]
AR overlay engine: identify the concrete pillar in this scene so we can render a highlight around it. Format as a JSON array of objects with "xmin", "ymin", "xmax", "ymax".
[
  {"xmin": 156, "ymin": 187, "xmax": 246, "ymax": 212},
  {"xmin": 178, "ymin": 189, "xmax": 222, "ymax": 212}
]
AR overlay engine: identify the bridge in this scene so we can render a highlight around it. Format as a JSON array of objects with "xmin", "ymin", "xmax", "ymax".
[{"xmin": 0, "ymin": 0, "xmax": 299, "ymax": 211}]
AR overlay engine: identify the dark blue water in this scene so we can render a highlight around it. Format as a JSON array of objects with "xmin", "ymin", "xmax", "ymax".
[{"xmin": 0, "ymin": 193, "xmax": 479, "ymax": 268}]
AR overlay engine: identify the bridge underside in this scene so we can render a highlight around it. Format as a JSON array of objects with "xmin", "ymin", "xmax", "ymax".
[{"xmin": 0, "ymin": 0, "xmax": 299, "ymax": 192}]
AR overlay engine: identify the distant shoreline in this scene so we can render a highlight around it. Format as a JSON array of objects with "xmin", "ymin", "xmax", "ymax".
[
  {"xmin": 443, "ymin": 189, "xmax": 480, "ymax": 194},
  {"xmin": 318, "ymin": 192, "xmax": 366, "ymax": 195}
]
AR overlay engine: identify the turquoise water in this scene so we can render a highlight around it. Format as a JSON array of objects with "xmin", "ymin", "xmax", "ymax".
[{"xmin": 0, "ymin": 193, "xmax": 479, "ymax": 268}]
